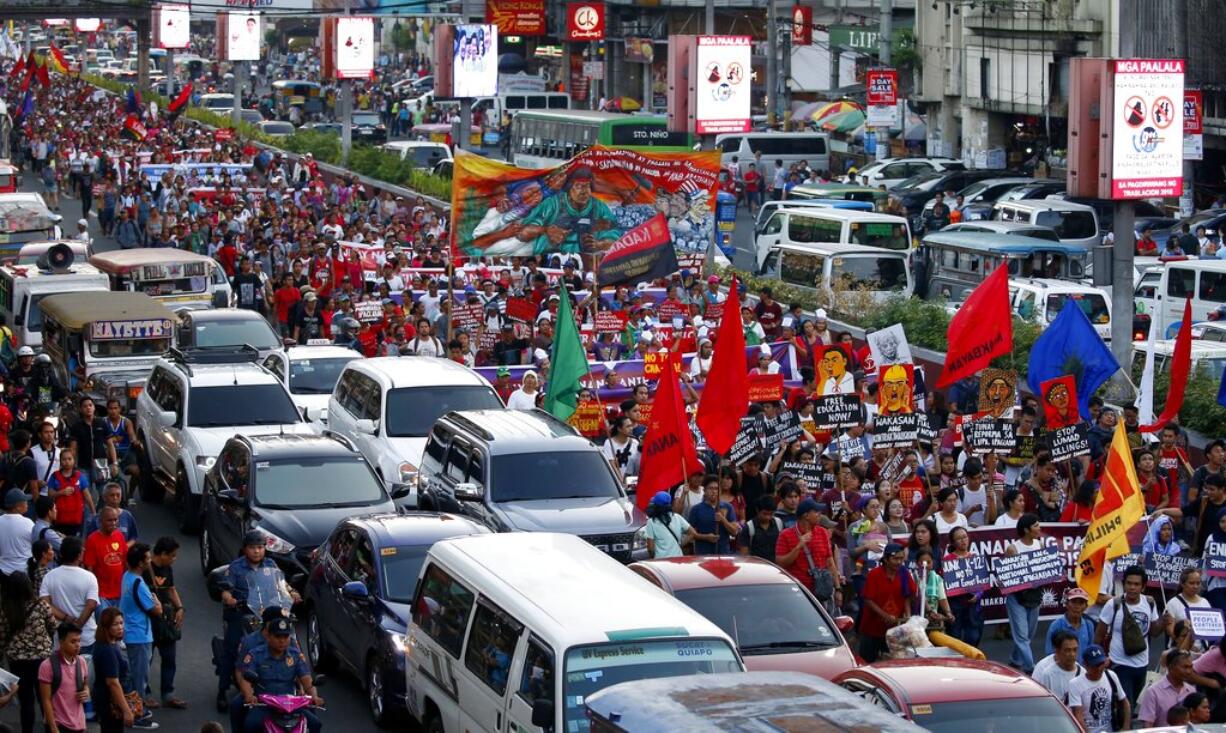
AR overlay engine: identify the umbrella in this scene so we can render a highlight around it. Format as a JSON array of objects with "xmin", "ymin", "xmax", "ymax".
[
  {"xmin": 605, "ymin": 97, "xmax": 642, "ymax": 112},
  {"xmin": 816, "ymin": 108, "xmax": 867, "ymax": 133},
  {"xmin": 792, "ymin": 101, "xmax": 824, "ymax": 120},
  {"xmin": 810, "ymin": 99, "xmax": 863, "ymax": 122}
]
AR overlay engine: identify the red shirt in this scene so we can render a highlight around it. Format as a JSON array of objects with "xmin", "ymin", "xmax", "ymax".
[
  {"xmin": 273, "ymin": 286, "xmax": 301, "ymax": 325},
  {"xmin": 775, "ymin": 525, "xmax": 834, "ymax": 587},
  {"xmin": 860, "ymin": 565, "xmax": 914, "ymax": 637},
  {"xmin": 83, "ymin": 530, "xmax": 128, "ymax": 600},
  {"xmin": 49, "ymin": 470, "xmax": 87, "ymax": 525},
  {"xmin": 1060, "ymin": 501, "xmax": 1093, "ymax": 523}
]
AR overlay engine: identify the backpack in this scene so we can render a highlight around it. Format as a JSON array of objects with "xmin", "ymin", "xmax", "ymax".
[
  {"xmin": 49, "ymin": 651, "xmax": 85, "ymax": 696},
  {"xmin": 1110, "ymin": 596, "xmax": 1154, "ymax": 657},
  {"xmin": 746, "ymin": 516, "xmax": 782, "ymax": 539}
]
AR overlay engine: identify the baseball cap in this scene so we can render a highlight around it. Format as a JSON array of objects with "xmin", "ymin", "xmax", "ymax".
[
  {"xmin": 707, "ymin": 275, "xmax": 721, "ymax": 284},
  {"xmin": 883, "ymin": 542, "xmax": 905, "ymax": 558},
  {"xmin": 1083, "ymin": 644, "xmax": 1108, "ymax": 667},
  {"xmin": 303, "ymin": 292, "xmax": 318, "ymax": 302},
  {"xmin": 496, "ymin": 366, "xmax": 511, "ymax": 377},
  {"xmin": 1065, "ymin": 588, "xmax": 1091, "ymax": 603},
  {"xmin": 797, "ymin": 498, "xmax": 821, "ymax": 516},
  {"xmin": 260, "ymin": 606, "xmax": 285, "ymax": 623},
  {"xmin": 267, "ymin": 617, "xmax": 293, "ymax": 636},
  {"xmin": 3, "ymin": 488, "xmax": 31, "ymax": 509},
  {"xmin": 650, "ymin": 491, "xmax": 672, "ymax": 507}
]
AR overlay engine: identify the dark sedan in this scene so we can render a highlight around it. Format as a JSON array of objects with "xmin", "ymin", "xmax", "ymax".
[
  {"xmin": 351, "ymin": 111, "xmax": 387, "ymax": 144},
  {"xmin": 304, "ymin": 512, "xmax": 490, "ymax": 726}
]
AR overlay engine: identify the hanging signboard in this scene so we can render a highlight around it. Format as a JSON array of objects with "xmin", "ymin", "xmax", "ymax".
[
  {"xmin": 694, "ymin": 36, "xmax": 752, "ymax": 134},
  {"xmin": 1110, "ymin": 58, "xmax": 1184, "ymax": 200}
]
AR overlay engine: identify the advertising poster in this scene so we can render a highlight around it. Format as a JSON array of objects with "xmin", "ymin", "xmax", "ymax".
[
  {"xmin": 335, "ymin": 16, "xmax": 374, "ymax": 80},
  {"xmin": 565, "ymin": 2, "xmax": 606, "ymax": 41},
  {"xmin": 791, "ymin": 5, "xmax": 812, "ymax": 46},
  {"xmin": 1111, "ymin": 59, "xmax": 1184, "ymax": 199},
  {"xmin": 451, "ymin": 147, "xmax": 719, "ymax": 265},
  {"xmin": 485, "ymin": 0, "xmax": 546, "ymax": 36},
  {"xmin": 154, "ymin": 4, "xmax": 191, "ymax": 50},
  {"xmin": 226, "ymin": 12, "xmax": 261, "ymax": 62},
  {"xmin": 625, "ymin": 38, "xmax": 654, "ymax": 63},
  {"xmin": 695, "ymin": 36, "xmax": 751, "ymax": 134},
  {"xmin": 74, "ymin": 18, "xmax": 102, "ymax": 33},
  {"xmin": 866, "ymin": 69, "xmax": 899, "ymax": 106},
  {"xmin": 453, "ymin": 24, "xmax": 498, "ymax": 97}
]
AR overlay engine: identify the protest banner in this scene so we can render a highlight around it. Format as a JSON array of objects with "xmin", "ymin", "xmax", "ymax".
[
  {"xmin": 705, "ymin": 300, "xmax": 724, "ymax": 324},
  {"xmin": 779, "ymin": 460, "xmax": 823, "ymax": 488},
  {"xmin": 747, "ymin": 373, "xmax": 785, "ymax": 402},
  {"xmin": 873, "ymin": 413, "xmax": 920, "ymax": 449},
  {"xmin": 964, "ymin": 418, "xmax": 1016, "ymax": 453},
  {"xmin": 762, "ymin": 409, "xmax": 804, "ymax": 447},
  {"xmin": 943, "ymin": 554, "xmax": 992, "ymax": 597},
  {"xmin": 451, "ymin": 303, "xmax": 485, "ymax": 332},
  {"xmin": 505, "ymin": 296, "xmax": 538, "ymax": 323},
  {"xmin": 811, "ymin": 394, "xmax": 862, "ymax": 431},
  {"xmin": 568, "ymin": 402, "xmax": 606, "ymax": 438},
  {"xmin": 594, "ymin": 310, "xmax": 628, "ymax": 333},
  {"xmin": 1204, "ymin": 535, "xmax": 1226, "ymax": 578},
  {"xmin": 354, "ymin": 301, "xmax": 383, "ymax": 323},
  {"xmin": 657, "ymin": 299, "xmax": 686, "ymax": 324},
  {"xmin": 992, "ymin": 545, "xmax": 1065, "ymax": 594},
  {"xmin": 729, "ymin": 416, "xmax": 765, "ymax": 465},
  {"xmin": 1045, "ymin": 423, "xmax": 1092, "ymax": 462},
  {"xmin": 643, "ymin": 351, "xmax": 683, "ymax": 378},
  {"xmin": 1190, "ymin": 608, "xmax": 1226, "ymax": 641}
]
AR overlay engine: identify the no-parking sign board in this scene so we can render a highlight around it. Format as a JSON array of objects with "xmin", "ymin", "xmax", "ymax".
[{"xmin": 1110, "ymin": 58, "xmax": 1184, "ymax": 200}]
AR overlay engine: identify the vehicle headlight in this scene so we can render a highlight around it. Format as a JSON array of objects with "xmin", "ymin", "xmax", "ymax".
[
  {"xmin": 398, "ymin": 462, "xmax": 418, "ymax": 484},
  {"xmin": 196, "ymin": 455, "xmax": 217, "ymax": 470},
  {"xmin": 387, "ymin": 630, "xmax": 408, "ymax": 654},
  {"xmin": 252, "ymin": 526, "xmax": 295, "ymax": 555},
  {"xmin": 632, "ymin": 533, "xmax": 647, "ymax": 552}
]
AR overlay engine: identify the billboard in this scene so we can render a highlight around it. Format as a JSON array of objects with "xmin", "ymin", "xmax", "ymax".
[
  {"xmin": 485, "ymin": 0, "xmax": 546, "ymax": 36},
  {"xmin": 450, "ymin": 147, "xmax": 720, "ymax": 265},
  {"xmin": 791, "ymin": 5, "xmax": 812, "ymax": 46},
  {"xmin": 334, "ymin": 16, "xmax": 374, "ymax": 80},
  {"xmin": 1110, "ymin": 58, "xmax": 1184, "ymax": 199},
  {"xmin": 74, "ymin": 18, "xmax": 102, "ymax": 33},
  {"xmin": 224, "ymin": 12, "xmax": 261, "ymax": 61},
  {"xmin": 453, "ymin": 24, "xmax": 498, "ymax": 98},
  {"xmin": 1185, "ymin": 90, "xmax": 1203, "ymax": 134},
  {"xmin": 866, "ymin": 68, "xmax": 898, "ymax": 106},
  {"xmin": 565, "ymin": 2, "xmax": 606, "ymax": 41},
  {"xmin": 695, "ymin": 36, "xmax": 751, "ymax": 134},
  {"xmin": 153, "ymin": 4, "xmax": 191, "ymax": 50}
]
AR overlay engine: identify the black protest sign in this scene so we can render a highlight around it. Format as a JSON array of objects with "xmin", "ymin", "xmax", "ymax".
[
  {"xmin": 811, "ymin": 394, "xmax": 862, "ymax": 431},
  {"xmin": 779, "ymin": 461, "xmax": 823, "ymax": 488},
  {"xmin": 762, "ymin": 409, "xmax": 804, "ymax": 448},
  {"xmin": 873, "ymin": 413, "xmax": 920, "ymax": 449},
  {"xmin": 917, "ymin": 417, "xmax": 938, "ymax": 448},
  {"xmin": 878, "ymin": 450, "xmax": 907, "ymax": 486},
  {"xmin": 1044, "ymin": 423, "xmax": 1092, "ymax": 463},
  {"xmin": 964, "ymin": 418, "xmax": 1016, "ymax": 453},
  {"xmin": 1146, "ymin": 554, "xmax": 1201, "ymax": 590},
  {"xmin": 730, "ymin": 416, "xmax": 765, "ymax": 466},
  {"xmin": 1205, "ymin": 536, "xmax": 1226, "ymax": 579},
  {"xmin": 992, "ymin": 545, "xmax": 1064, "ymax": 594},
  {"xmin": 943, "ymin": 554, "xmax": 992, "ymax": 597}
]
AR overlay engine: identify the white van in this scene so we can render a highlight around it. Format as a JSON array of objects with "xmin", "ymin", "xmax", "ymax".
[
  {"xmin": 1010, "ymin": 278, "xmax": 1112, "ymax": 342},
  {"xmin": 471, "ymin": 92, "xmax": 571, "ymax": 123},
  {"xmin": 716, "ymin": 132, "xmax": 831, "ymax": 178},
  {"xmin": 993, "ymin": 199, "xmax": 1101, "ymax": 249},
  {"xmin": 1135, "ymin": 259, "xmax": 1226, "ymax": 339},
  {"xmin": 0, "ymin": 256, "xmax": 111, "ymax": 349},
  {"xmin": 762, "ymin": 242, "xmax": 913, "ymax": 310},
  {"xmin": 405, "ymin": 533, "xmax": 744, "ymax": 733},
  {"xmin": 755, "ymin": 208, "xmax": 910, "ymax": 272}
]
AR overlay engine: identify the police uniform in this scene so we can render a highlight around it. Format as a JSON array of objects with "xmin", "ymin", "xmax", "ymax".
[
  {"xmin": 238, "ymin": 619, "xmax": 320, "ymax": 733},
  {"xmin": 217, "ymin": 555, "xmax": 280, "ymax": 700}
]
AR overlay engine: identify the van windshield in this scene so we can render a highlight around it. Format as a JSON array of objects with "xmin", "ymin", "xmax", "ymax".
[
  {"xmin": 831, "ymin": 256, "xmax": 909, "ymax": 291},
  {"xmin": 1035, "ymin": 211, "xmax": 1098, "ymax": 240},
  {"xmin": 563, "ymin": 640, "xmax": 741, "ymax": 732}
]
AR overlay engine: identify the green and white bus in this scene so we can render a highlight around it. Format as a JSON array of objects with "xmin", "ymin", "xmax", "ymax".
[{"xmin": 510, "ymin": 110, "xmax": 696, "ymax": 168}]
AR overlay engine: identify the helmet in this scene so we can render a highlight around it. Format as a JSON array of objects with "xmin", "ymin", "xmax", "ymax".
[
  {"xmin": 34, "ymin": 353, "xmax": 51, "ymax": 365},
  {"xmin": 650, "ymin": 491, "xmax": 672, "ymax": 508},
  {"xmin": 16, "ymin": 346, "xmax": 33, "ymax": 358},
  {"xmin": 340, "ymin": 317, "xmax": 360, "ymax": 334}
]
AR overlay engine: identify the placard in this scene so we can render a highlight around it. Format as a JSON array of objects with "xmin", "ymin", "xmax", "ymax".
[
  {"xmin": 1205, "ymin": 534, "xmax": 1226, "ymax": 578},
  {"xmin": 568, "ymin": 402, "xmax": 605, "ymax": 438},
  {"xmin": 704, "ymin": 300, "xmax": 724, "ymax": 324},
  {"xmin": 993, "ymin": 545, "xmax": 1064, "ymax": 594},
  {"xmin": 451, "ymin": 303, "xmax": 485, "ymax": 332},
  {"xmin": 834, "ymin": 434, "xmax": 867, "ymax": 462},
  {"xmin": 1189, "ymin": 608, "xmax": 1225, "ymax": 641},
  {"xmin": 779, "ymin": 461, "xmax": 823, "ymax": 488},
  {"xmin": 729, "ymin": 415, "xmax": 765, "ymax": 466},
  {"xmin": 873, "ymin": 413, "xmax": 919, "ymax": 449},
  {"xmin": 1111, "ymin": 59, "xmax": 1185, "ymax": 199},
  {"xmin": 762, "ymin": 409, "xmax": 803, "ymax": 446},
  {"xmin": 594, "ymin": 310, "xmax": 627, "ymax": 333},
  {"xmin": 335, "ymin": 16, "xmax": 375, "ymax": 80},
  {"xmin": 453, "ymin": 24, "xmax": 498, "ymax": 97},
  {"xmin": 643, "ymin": 351, "xmax": 682, "ymax": 378},
  {"xmin": 878, "ymin": 450, "xmax": 906, "ymax": 486},
  {"xmin": 811, "ymin": 394, "xmax": 862, "ymax": 431},
  {"xmin": 657, "ymin": 300, "xmax": 686, "ymax": 323},
  {"xmin": 505, "ymin": 296, "xmax": 537, "ymax": 323},
  {"xmin": 1045, "ymin": 423, "xmax": 1092, "ymax": 463},
  {"xmin": 977, "ymin": 368, "xmax": 1017, "ymax": 419},
  {"xmin": 354, "ymin": 301, "xmax": 383, "ymax": 323},
  {"xmin": 1108, "ymin": 552, "xmax": 1199, "ymax": 590},
  {"xmin": 747, "ymin": 373, "xmax": 785, "ymax": 402},
  {"xmin": 964, "ymin": 418, "xmax": 1016, "ymax": 453},
  {"xmin": 695, "ymin": 36, "xmax": 752, "ymax": 134},
  {"xmin": 943, "ymin": 554, "xmax": 992, "ymax": 597},
  {"xmin": 866, "ymin": 323, "xmax": 912, "ymax": 367}
]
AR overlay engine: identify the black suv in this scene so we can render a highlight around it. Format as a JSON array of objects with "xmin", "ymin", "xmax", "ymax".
[{"xmin": 416, "ymin": 409, "xmax": 648, "ymax": 562}]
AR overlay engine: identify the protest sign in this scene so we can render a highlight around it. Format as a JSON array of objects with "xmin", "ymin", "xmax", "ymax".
[
  {"xmin": 1190, "ymin": 608, "xmax": 1226, "ymax": 641},
  {"xmin": 729, "ymin": 416, "xmax": 764, "ymax": 465},
  {"xmin": 643, "ymin": 351, "xmax": 683, "ymax": 378},
  {"xmin": 451, "ymin": 303, "xmax": 485, "ymax": 332},
  {"xmin": 878, "ymin": 450, "xmax": 907, "ymax": 486},
  {"xmin": 834, "ymin": 434, "xmax": 868, "ymax": 462},
  {"xmin": 811, "ymin": 394, "xmax": 862, "ymax": 431},
  {"xmin": 943, "ymin": 554, "xmax": 992, "ymax": 597},
  {"xmin": 354, "ymin": 301, "xmax": 383, "ymax": 323},
  {"xmin": 964, "ymin": 418, "xmax": 1016, "ymax": 453},
  {"xmin": 779, "ymin": 461, "xmax": 823, "ymax": 488},
  {"xmin": 747, "ymin": 373, "xmax": 785, "ymax": 402},
  {"xmin": 992, "ymin": 545, "xmax": 1064, "ymax": 594},
  {"xmin": 1204, "ymin": 536, "xmax": 1226, "ymax": 578},
  {"xmin": 977, "ymin": 368, "xmax": 1017, "ymax": 419},
  {"xmin": 594, "ymin": 310, "xmax": 628, "ymax": 333},
  {"xmin": 568, "ymin": 402, "xmax": 606, "ymax": 438},
  {"xmin": 505, "ymin": 296, "xmax": 538, "ymax": 323},
  {"xmin": 1045, "ymin": 424, "xmax": 1092, "ymax": 462},
  {"xmin": 657, "ymin": 299, "xmax": 686, "ymax": 323},
  {"xmin": 1147, "ymin": 553, "xmax": 1201, "ymax": 589},
  {"xmin": 762, "ymin": 409, "xmax": 804, "ymax": 447},
  {"xmin": 917, "ymin": 418, "xmax": 938, "ymax": 448},
  {"xmin": 874, "ymin": 413, "xmax": 920, "ymax": 449},
  {"xmin": 705, "ymin": 300, "xmax": 724, "ymax": 324}
]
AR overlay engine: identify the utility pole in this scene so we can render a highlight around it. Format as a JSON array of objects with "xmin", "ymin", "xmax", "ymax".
[
  {"xmin": 876, "ymin": 0, "xmax": 893, "ymax": 160},
  {"xmin": 1110, "ymin": 200, "xmax": 1136, "ymax": 375},
  {"xmin": 766, "ymin": 0, "xmax": 778, "ymax": 128},
  {"xmin": 705, "ymin": 0, "xmax": 715, "ymax": 34},
  {"xmin": 136, "ymin": 13, "xmax": 151, "ymax": 92},
  {"xmin": 340, "ymin": 1, "xmax": 353, "ymax": 165},
  {"xmin": 233, "ymin": 63, "xmax": 247, "ymax": 129}
]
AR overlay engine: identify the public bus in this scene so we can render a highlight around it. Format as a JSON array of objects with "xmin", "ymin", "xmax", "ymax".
[
  {"xmin": 510, "ymin": 110, "xmax": 696, "ymax": 168},
  {"xmin": 919, "ymin": 231, "xmax": 1090, "ymax": 302}
]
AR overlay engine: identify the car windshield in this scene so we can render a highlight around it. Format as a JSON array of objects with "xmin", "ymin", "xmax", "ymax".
[
  {"xmin": 908, "ymin": 696, "xmax": 1080, "ymax": 733},
  {"xmin": 187, "ymin": 384, "xmax": 301, "ymax": 427},
  {"xmin": 675, "ymin": 583, "xmax": 839, "ymax": 652},
  {"xmin": 490, "ymin": 451, "xmax": 621, "ymax": 502},
  {"xmin": 263, "ymin": 123, "xmax": 294, "ymax": 135},
  {"xmin": 193, "ymin": 320, "xmax": 280, "ymax": 350},
  {"xmin": 1047, "ymin": 293, "xmax": 1109, "ymax": 325},
  {"xmin": 894, "ymin": 172, "xmax": 943, "ymax": 191},
  {"xmin": 407, "ymin": 147, "xmax": 447, "ymax": 168},
  {"xmin": 255, "ymin": 456, "xmax": 385, "ymax": 508},
  {"xmin": 289, "ymin": 356, "xmax": 356, "ymax": 394},
  {"xmin": 563, "ymin": 640, "xmax": 741, "ymax": 733},
  {"xmin": 379, "ymin": 546, "xmax": 430, "ymax": 602},
  {"xmin": 352, "ymin": 113, "xmax": 380, "ymax": 125},
  {"xmin": 384, "ymin": 385, "xmax": 503, "ymax": 437}
]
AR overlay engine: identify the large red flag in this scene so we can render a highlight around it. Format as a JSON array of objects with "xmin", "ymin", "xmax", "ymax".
[
  {"xmin": 1141, "ymin": 298, "xmax": 1192, "ymax": 433},
  {"xmin": 8, "ymin": 54, "xmax": 25, "ymax": 80},
  {"xmin": 936, "ymin": 263, "xmax": 1013, "ymax": 387},
  {"xmin": 696, "ymin": 278, "xmax": 749, "ymax": 454},
  {"xmin": 636, "ymin": 351, "xmax": 699, "ymax": 510}
]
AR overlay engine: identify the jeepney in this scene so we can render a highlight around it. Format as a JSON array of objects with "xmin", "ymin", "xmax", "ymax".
[
  {"xmin": 0, "ymin": 194, "xmax": 62, "ymax": 256},
  {"xmin": 40, "ymin": 292, "xmax": 175, "ymax": 412},
  {"xmin": 0, "ymin": 161, "xmax": 20, "ymax": 194},
  {"xmin": 272, "ymin": 80, "xmax": 323, "ymax": 119},
  {"xmin": 89, "ymin": 249, "xmax": 227, "ymax": 310}
]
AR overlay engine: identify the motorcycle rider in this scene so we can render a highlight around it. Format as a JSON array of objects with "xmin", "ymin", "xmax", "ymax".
[
  {"xmin": 237, "ymin": 616, "xmax": 323, "ymax": 733},
  {"xmin": 216, "ymin": 531, "xmax": 300, "ymax": 712},
  {"xmin": 228, "ymin": 606, "xmax": 302, "ymax": 733},
  {"xmin": 332, "ymin": 316, "xmax": 361, "ymax": 351},
  {"xmin": 8, "ymin": 345, "xmax": 37, "ymax": 395},
  {"xmin": 30, "ymin": 352, "xmax": 66, "ymax": 408}
]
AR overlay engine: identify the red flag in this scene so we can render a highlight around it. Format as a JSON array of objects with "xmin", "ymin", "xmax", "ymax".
[
  {"xmin": 35, "ymin": 60, "xmax": 49, "ymax": 88},
  {"xmin": 1141, "ymin": 298, "xmax": 1192, "ymax": 433},
  {"xmin": 8, "ymin": 54, "xmax": 25, "ymax": 80},
  {"xmin": 696, "ymin": 277, "xmax": 749, "ymax": 454},
  {"xmin": 936, "ymin": 263, "xmax": 1013, "ymax": 387},
  {"xmin": 636, "ymin": 351, "xmax": 699, "ymax": 509},
  {"xmin": 168, "ymin": 83, "xmax": 193, "ymax": 115}
]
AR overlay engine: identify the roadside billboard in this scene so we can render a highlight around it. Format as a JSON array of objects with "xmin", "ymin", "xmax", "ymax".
[
  {"xmin": 1110, "ymin": 58, "xmax": 1184, "ymax": 199},
  {"xmin": 694, "ymin": 35, "xmax": 751, "ymax": 134}
]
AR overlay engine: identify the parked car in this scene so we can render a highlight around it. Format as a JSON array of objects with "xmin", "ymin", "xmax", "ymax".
[
  {"xmin": 304, "ymin": 512, "xmax": 490, "ymax": 725},
  {"xmin": 850, "ymin": 157, "xmax": 965, "ymax": 190},
  {"xmin": 960, "ymin": 178, "xmax": 1066, "ymax": 221},
  {"xmin": 894, "ymin": 170, "xmax": 1016, "ymax": 231},
  {"xmin": 258, "ymin": 120, "xmax": 295, "ymax": 138},
  {"xmin": 174, "ymin": 307, "xmax": 283, "ymax": 361},
  {"xmin": 351, "ymin": 111, "xmax": 388, "ymax": 143},
  {"xmin": 629, "ymin": 556, "xmax": 857, "ymax": 680},
  {"xmin": 835, "ymin": 659, "xmax": 1083, "ymax": 732}
]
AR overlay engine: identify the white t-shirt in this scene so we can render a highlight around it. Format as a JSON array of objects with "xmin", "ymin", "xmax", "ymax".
[
  {"xmin": 1031, "ymin": 653, "xmax": 1082, "ymax": 704},
  {"xmin": 600, "ymin": 438, "xmax": 640, "ymax": 479},
  {"xmin": 506, "ymin": 389, "xmax": 538, "ymax": 410},
  {"xmin": 0, "ymin": 512, "xmax": 34, "ymax": 574},
  {"xmin": 1067, "ymin": 670, "xmax": 1125, "ymax": 733},
  {"xmin": 418, "ymin": 292, "xmax": 442, "ymax": 320},
  {"xmin": 958, "ymin": 484, "xmax": 990, "ymax": 527},
  {"xmin": 1165, "ymin": 593, "xmax": 1211, "ymax": 624},
  {"xmin": 994, "ymin": 513, "xmax": 1021, "ymax": 529},
  {"xmin": 675, "ymin": 486, "xmax": 703, "ymax": 517},
  {"xmin": 1099, "ymin": 595, "xmax": 1159, "ymax": 668},
  {"xmin": 40, "ymin": 565, "xmax": 100, "ymax": 647},
  {"xmin": 934, "ymin": 512, "xmax": 969, "ymax": 535}
]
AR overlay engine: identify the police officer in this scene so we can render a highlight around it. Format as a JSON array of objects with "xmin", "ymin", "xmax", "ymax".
[
  {"xmin": 229, "ymin": 606, "xmax": 303, "ymax": 733},
  {"xmin": 237, "ymin": 617, "xmax": 323, "ymax": 733},
  {"xmin": 216, "ymin": 531, "xmax": 300, "ymax": 712}
]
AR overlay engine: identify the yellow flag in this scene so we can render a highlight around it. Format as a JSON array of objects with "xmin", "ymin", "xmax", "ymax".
[{"xmin": 1074, "ymin": 422, "xmax": 1145, "ymax": 597}]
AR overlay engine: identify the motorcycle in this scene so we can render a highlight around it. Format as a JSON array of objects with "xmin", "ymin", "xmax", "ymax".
[
  {"xmin": 209, "ymin": 563, "xmax": 298, "ymax": 690},
  {"xmin": 244, "ymin": 693, "xmax": 325, "ymax": 733}
]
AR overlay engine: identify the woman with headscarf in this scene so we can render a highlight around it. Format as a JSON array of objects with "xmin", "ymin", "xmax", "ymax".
[
  {"xmin": 1203, "ymin": 507, "xmax": 1226, "ymax": 611},
  {"xmin": 1142, "ymin": 514, "xmax": 1181, "ymax": 557}
]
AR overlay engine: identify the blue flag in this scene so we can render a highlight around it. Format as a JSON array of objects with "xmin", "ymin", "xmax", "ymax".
[
  {"xmin": 15, "ymin": 91, "xmax": 32, "ymax": 119},
  {"xmin": 1027, "ymin": 299, "xmax": 1120, "ymax": 420},
  {"xmin": 125, "ymin": 86, "xmax": 140, "ymax": 114},
  {"xmin": 1217, "ymin": 368, "xmax": 1226, "ymax": 409}
]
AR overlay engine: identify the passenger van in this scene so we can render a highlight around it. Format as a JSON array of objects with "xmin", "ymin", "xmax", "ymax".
[
  {"xmin": 405, "ymin": 533, "xmax": 745, "ymax": 733},
  {"xmin": 921, "ymin": 232, "xmax": 1090, "ymax": 302},
  {"xmin": 470, "ymin": 92, "xmax": 570, "ymax": 123},
  {"xmin": 787, "ymin": 183, "xmax": 888, "ymax": 209},
  {"xmin": 715, "ymin": 132, "xmax": 831, "ymax": 177},
  {"xmin": 0, "ymin": 245, "xmax": 110, "ymax": 349},
  {"xmin": 993, "ymin": 198, "xmax": 1100, "ymax": 249},
  {"xmin": 761, "ymin": 242, "xmax": 912, "ymax": 310},
  {"xmin": 1010, "ymin": 278, "xmax": 1112, "ymax": 342},
  {"xmin": 755, "ymin": 208, "xmax": 910, "ymax": 272},
  {"xmin": 1135, "ymin": 259, "xmax": 1226, "ymax": 338},
  {"xmin": 754, "ymin": 199, "xmax": 872, "ymax": 236}
]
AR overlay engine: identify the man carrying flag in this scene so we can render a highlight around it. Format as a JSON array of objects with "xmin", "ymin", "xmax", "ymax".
[
  {"xmin": 541, "ymin": 283, "xmax": 588, "ymax": 421},
  {"xmin": 166, "ymin": 83, "xmax": 193, "ymax": 126},
  {"xmin": 1075, "ymin": 422, "xmax": 1145, "ymax": 599}
]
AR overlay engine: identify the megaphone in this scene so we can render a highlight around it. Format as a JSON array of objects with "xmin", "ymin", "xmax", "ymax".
[{"xmin": 38, "ymin": 243, "xmax": 75, "ymax": 273}]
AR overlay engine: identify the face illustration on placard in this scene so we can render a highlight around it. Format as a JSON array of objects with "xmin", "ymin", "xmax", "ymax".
[
  {"xmin": 878, "ymin": 363, "xmax": 913, "ymax": 416},
  {"xmin": 1040, "ymin": 375, "xmax": 1080, "ymax": 428},
  {"xmin": 977, "ymin": 369, "xmax": 1017, "ymax": 419}
]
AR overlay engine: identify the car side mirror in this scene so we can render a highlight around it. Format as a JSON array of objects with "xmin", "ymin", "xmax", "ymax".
[
  {"xmin": 354, "ymin": 418, "xmax": 378, "ymax": 435},
  {"xmin": 156, "ymin": 410, "xmax": 176, "ymax": 428},
  {"xmin": 342, "ymin": 580, "xmax": 370, "ymax": 601},
  {"xmin": 391, "ymin": 483, "xmax": 414, "ymax": 500},
  {"xmin": 531, "ymin": 698, "xmax": 554, "ymax": 730},
  {"xmin": 453, "ymin": 482, "xmax": 482, "ymax": 501},
  {"xmin": 834, "ymin": 615, "xmax": 855, "ymax": 634}
]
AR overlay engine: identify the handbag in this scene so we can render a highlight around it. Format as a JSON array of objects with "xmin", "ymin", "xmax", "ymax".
[
  {"xmin": 111, "ymin": 689, "xmax": 144, "ymax": 720},
  {"xmin": 800, "ymin": 539, "xmax": 835, "ymax": 602}
]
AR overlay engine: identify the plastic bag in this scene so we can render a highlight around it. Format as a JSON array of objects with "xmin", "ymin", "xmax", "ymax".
[{"xmin": 884, "ymin": 615, "xmax": 932, "ymax": 659}]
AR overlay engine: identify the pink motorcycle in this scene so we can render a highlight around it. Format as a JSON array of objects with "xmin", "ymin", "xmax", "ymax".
[{"xmin": 248, "ymin": 693, "xmax": 324, "ymax": 733}]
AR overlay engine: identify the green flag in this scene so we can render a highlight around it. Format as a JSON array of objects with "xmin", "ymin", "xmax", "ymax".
[{"xmin": 542, "ymin": 283, "xmax": 590, "ymax": 421}]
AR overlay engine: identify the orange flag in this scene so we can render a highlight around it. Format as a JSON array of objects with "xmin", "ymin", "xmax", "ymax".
[{"xmin": 1075, "ymin": 422, "xmax": 1145, "ymax": 597}]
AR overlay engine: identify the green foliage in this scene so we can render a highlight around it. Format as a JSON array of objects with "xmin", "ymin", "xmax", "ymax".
[
  {"xmin": 1136, "ymin": 364, "xmax": 1226, "ymax": 438},
  {"xmin": 280, "ymin": 129, "xmax": 342, "ymax": 164}
]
